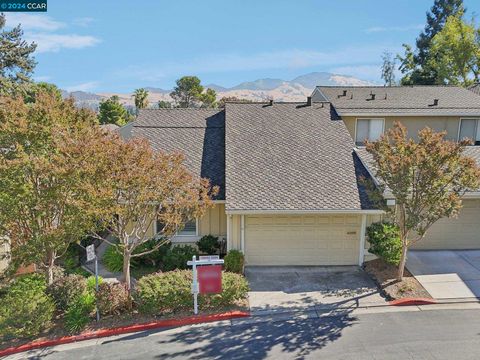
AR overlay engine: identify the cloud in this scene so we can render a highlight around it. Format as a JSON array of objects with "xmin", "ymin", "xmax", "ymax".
[
  {"xmin": 73, "ymin": 17, "xmax": 95, "ymax": 27},
  {"xmin": 117, "ymin": 45, "xmax": 401, "ymax": 82},
  {"xmin": 65, "ymin": 81, "xmax": 99, "ymax": 92},
  {"xmin": 5, "ymin": 13, "xmax": 64, "ymax": 31},
  {"xmin": 26, "ymin": 33, "xmax": 100, "ymax": 53},
  {"xmin": 365, "ymin": 25, "xmax": 423, "ymax": 33}
]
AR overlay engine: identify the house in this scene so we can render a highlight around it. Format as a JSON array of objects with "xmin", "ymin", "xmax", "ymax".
[{"xmin": 126, "ymin": 85, "xmax": 480, "ymax": 266}]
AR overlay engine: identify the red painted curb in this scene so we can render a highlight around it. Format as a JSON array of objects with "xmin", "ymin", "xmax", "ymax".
[
  {"xmin": 389, "ymin": 298, "xmax": 437, "ymax": 306},
  {"xmin": 0, "ymin": 311, "xmax": 250, "ymax": 357}
]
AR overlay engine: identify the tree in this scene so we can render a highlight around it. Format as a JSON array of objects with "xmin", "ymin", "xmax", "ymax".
[
  {"xmin": 170, "ymin": 76, "xmax": 204, "ymax": 108},
  {"xmin": 24, "ymin": 82, "xmax": 63, "ymax": 103},
  {"xmin": 365, "ymin": 122, "xmax": 480, "ymax": 280},
  {"xmin": 381, "ymin": 51, "xmax": 396, "ymax": 86},
  {"xmin": 0, "ymin": 92, "xmax": 101, "ymax": 284},
  {"xmin": 98, "ymin": 95, "xmax": 131, "ymax": 126},
  {"xmin": 398, "ymin": 0, "xmax": 464, "ymax": 85},
  {"xmin": 133, "ymin": 88, "xmax": 149, "ymax": 111},
  {"xmin": 85, "ymin": 136, "xmax": 218, "ymax": 293},
  {"xmin": 218, "ymin": 96, "xmax": 253, "ymax": 108},
  {"xmin": 157, "ymin": 100, "xmax": 172, "ymax": 108},
  {"xmin": 199, "ymin": 88, "xmax": 217, "ymax": 108},
  {"xmin": 0, "ymin": 14, "xmax": 37, "ymax": 95},
  {"xmin": 429, "ymin": 15, "xmax": 480, "ymax": 86}
]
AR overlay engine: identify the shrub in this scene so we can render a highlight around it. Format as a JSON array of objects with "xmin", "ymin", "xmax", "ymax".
[
  {"xmin": 135, "ymin": 270, "xmax": 248, "ymax": 314},
  {"xmin": 197, "ymin": 235, "xmax": 220, "ymax": 255},
  {"xmin": 134, "ymin": 239, "xmax": 171, "ymax": 267},
  {"xmin": 224, "ymin": 250, "xmax": 244, "ymax": 274},
  {"xmin": 64, "ymin": 293, "xmax": 95, "ymax": 333},
  {"xmin": 0, "ymin": 274, "xmax": 55, "ymax": 339},
  {"xmin": 86, "ymin": 275, "xmax": 104, "ymax": 294},
  {"xmin": 103, "ymin": 245, "xmax": 126, "ymax": 272},
  {"xmin": 162, "ymin": 245, "xmax": 199, "ymax": 271},
  {"xmin": 48, "ymin": 274, "xmax": 87, "ymax": 311},
  {"xmin": 366, "ymin": 221, "xmax": 402, "ymax": 266},
  {"xmin": 97, "ymin": 282, "xmax": 130, "ymax": 316}
]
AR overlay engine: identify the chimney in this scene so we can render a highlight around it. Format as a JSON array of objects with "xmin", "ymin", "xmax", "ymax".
[
  {"xmin": 370, "ymin": 93, "xmax": 376, "ymax": 100},
  {"xmin": 269, "ymin": 99, "xmax": 274, "ymax": 106},
  {"xmin": 433, "ymin": 99, "xmax": 438, "ymax": 106},
  {"xmin": 343, "ymin": 90, "xmax": 347, "ymax": 96},
  {"xmin": 306, "ymin": 96, "xmax": 312, "ymax": 106}
]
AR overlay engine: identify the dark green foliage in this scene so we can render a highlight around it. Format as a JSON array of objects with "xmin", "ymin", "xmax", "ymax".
[
  {"xmin": 135, "ymin": 270, "xmax": 248, "ymax": 314},
  {"xmin": 224, "ymin": 250, "xmax": 244, "ymax": 274},
  {"xmin": 162, "ymin": 245, "xmax": 199, "ymax": 271},
  {"xmin": 103, "ymin": 245, "xmax": 127, "ymax": 272},
  {"xmin": 157, "ymin": 100, "xmax": 172, "ymax": 108},
  {"xmin": 197, "ymin": 235, "xmax": 220, "ymax": 255},
  {"xmin": 366, "ymin": 222, "xmax": 402, "ymax": 266},
  {"xmin": 64, "ymin": 293, "xmax": 95, "ymax": 333},
  {"xmin": 0, "ymin": 274, "xmax": 55, "ymax": 339},
  {"xmin": 48, "ymin": 274, "xmax": 87, "ymax": 311},
  {"xmin": 134, "ymin": 239, "xmax": 171, "ymax": 267},
  {"xmin": 98, "ymin": 95, "xmax": 132, "ymax": 126},
  {"xmin": 96, "ymin": 282, "xmax": 130, "ymax": 316}
]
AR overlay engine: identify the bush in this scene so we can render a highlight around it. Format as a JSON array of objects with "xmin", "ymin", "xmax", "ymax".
[
  {"xmin": 134, "ymin": 239, "xmax": 171, "ymax": 267},
  {"xmin": 86, "ymin": 275, "xmax": 104, "ymax": 294},
  {"xmin": 197, "ymin": 235, "xmax": 220, "ymax": 255},
  {"xmin": 224, "ymin": 250, "xmax": 244, "ymax": 274},
  {"xmin": 162, "ymin": 245, "xmax": 199, "ymax": 271},
  {"xmin": 103, "ymin": 245, "xmax": 126, "ymax": 272},
  {"xmin": 135, "ymin": 270, "xmax": 248, "ymax": 314},
  {"xmin": 0, "ymin": 274, "xmax": 55, "ymax": 339},
  {"xmin": 48, "ymin": 274, "xmax": 87, "ymax": 311},
  {"xmin": 366, "ymin": 221, "xmax": 402, "ymax": 266},
  {"xmin": 64, "ymin": 293, "xmax": 95, "ymax": 333},
  {"xmin": 97, "ymin": 282, "xmax": 130, "ymax": 316}
]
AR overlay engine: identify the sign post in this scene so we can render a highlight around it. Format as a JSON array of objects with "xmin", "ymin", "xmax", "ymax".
[
  {"xmin": 86, "ymin": 244, "xmax": 100, "ymax": 322},
  {"xmin": 187, "ymin": 255, "xmax": 224, "ymax": 315}
]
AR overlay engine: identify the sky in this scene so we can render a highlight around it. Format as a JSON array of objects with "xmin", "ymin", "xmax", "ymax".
[{"xmin": 4, "ymin": 0, "xmax": 480, "ymax": 93}]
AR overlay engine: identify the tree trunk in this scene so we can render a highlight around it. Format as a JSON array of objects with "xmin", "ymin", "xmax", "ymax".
[
  {"xmin": 397, "ymin": 242, "xmax": 408, "ymax": 281},
  {"xmin": 47, "ymin": 250, "xmax": 56, "ymax": 285},
  {"xmin": 123, "ymin": 251, "xmax": 131, "ymax": 292}
]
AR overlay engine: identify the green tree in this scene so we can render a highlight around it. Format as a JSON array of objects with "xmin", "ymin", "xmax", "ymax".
[
  {"xmin": 170, "ymin": 76, "xmax": 204, "ymax": 108},
  {"xmin": 24, "ymin": 82, "xmax": 63, "ymax": 103},
  {"xmin": 217, "ymin": 96, "xmax": 253, "ymax": 108},
  {"xmin": 0, "ymin": 14, "xmax": 37, "ymax": 95},
  {"xmin": 429, "ymin": 15, "xmax": 480, "ymax": 86},
  {"xmin": 365, "ymin": 123, "xmax": 480, "ymax": 280},
  {"xmin": 199, "ymin": 88, "xmax": 217, "ymax": 108},
  {"xmin": 398, "ymin": 0, "xmax": 464, "ymax": 85},
  {"xmin": 381, "ymin": 51, "xmax": 396, "ymax": 86},
  {"xmin": 157, "ymin": 100, "xmax": 172, "ymax": 108},
  {"xmin": 133, "ymin": 88, "xmax": 149, "ymax": 111},
  {"xmin": 98, "ymin": 95, "xmax": 131, "ymax": 126},
  {"xmin": 0, "ymin": 92, "xmax": 101, "ymax": 284}
]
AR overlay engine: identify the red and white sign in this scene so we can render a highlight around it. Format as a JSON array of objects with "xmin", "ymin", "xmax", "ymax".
[{"xmin": 198, "ymin": 265, "xmax": 222, "ymax": 294}]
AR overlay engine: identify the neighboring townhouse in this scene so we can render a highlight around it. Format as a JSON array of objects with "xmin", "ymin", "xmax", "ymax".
[{"xmin": 127, "ymin": 85, "xmax": 480, "ymax": 266}]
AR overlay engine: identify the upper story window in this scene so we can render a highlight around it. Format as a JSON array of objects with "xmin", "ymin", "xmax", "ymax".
[
  {"xmin": 355, "ymin": 118, "xmax": 384, "ymax": 146},
  {"xmin": 459, "ymin": 119, "xmax": 480, "ymax": 145},
  {"xmin": 156, "ymin": 218, "xmax": 197, "ymax": 236}
]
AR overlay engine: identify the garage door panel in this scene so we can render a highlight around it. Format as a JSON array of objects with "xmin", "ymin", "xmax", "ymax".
[{"xmin": 245, "ymin": 214, "xmax": 360, "ymax": 266}]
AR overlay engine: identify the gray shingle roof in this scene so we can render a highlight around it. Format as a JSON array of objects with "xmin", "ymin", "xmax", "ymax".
[
  {"xmin": 131, "ymin": 109, "xmax": 225, "ymax": 200},
  {"xmin": 314, "ymin": 86, "xmax": 480, "ymax": 116},
  {"xmin": 225, "ymin": 102, "xmax": 375, "ymax": 211}
]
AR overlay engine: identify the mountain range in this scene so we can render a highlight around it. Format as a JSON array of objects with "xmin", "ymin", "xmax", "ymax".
[{"xmin": 65, "ymin": 72, "xmax": 377, "ymax": 108}]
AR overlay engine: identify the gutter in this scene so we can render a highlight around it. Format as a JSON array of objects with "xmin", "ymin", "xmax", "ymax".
[{"xmin": 225, "ymin": 209, "xmax": 385, "ymax": 215}]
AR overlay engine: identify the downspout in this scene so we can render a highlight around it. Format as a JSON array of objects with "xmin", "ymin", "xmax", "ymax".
[
  {"xmin": 226, "ymin": 214, "xmax": 232, "ymax": 251},
  {"xmin": 241, "ymin": 215, "xmax": 245, "ymax": 253},
  {"xmin": 358, "ymin": 214, "xmax": 367, "ymax": 266}
]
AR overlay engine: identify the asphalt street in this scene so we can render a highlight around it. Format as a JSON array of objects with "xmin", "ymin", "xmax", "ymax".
[{"xmin": 9, "ymin": 308, "xmax": 480, "ymax": 360}]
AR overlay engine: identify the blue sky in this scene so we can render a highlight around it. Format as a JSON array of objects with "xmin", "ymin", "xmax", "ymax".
[{"xmin": 4, "ymin": 0, "xmax": 479, "ymax": 93}]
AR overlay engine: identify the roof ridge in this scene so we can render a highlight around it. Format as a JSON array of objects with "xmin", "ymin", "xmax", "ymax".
[{"xmin": 316, "ymin": 85, "xmax": 464, "ymax": 88}]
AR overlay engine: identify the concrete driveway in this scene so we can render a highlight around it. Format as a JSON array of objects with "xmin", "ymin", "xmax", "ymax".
[
  {"xmin": 245, "ymin": 266, "xmax": 385, "ymax": 314},
  {"xmin": 407, "ymin": 250, "xmax": 480, "ymax": 300}
]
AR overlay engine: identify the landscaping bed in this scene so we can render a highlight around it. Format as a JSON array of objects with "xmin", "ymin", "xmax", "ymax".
[{"xmin": 364, "ymin": 258, "xmax": 432, "ymax": 300}]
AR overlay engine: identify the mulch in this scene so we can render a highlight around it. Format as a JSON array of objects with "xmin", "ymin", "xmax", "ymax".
[{"xmin": 364, "ymin": 258, "xmax": 432, "ymax": 300}]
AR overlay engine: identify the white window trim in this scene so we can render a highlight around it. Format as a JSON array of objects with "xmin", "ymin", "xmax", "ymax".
[
  {"xmin": 354, "ymin": 118, "xmax": 385, "ymax": 146},
  {"xmin": 155, "ymin": 218, "xmax": 199, "ymax": 237},
  {"xmin": 458, "ymin": 118, "xmax": 480, "ymax": 145}
]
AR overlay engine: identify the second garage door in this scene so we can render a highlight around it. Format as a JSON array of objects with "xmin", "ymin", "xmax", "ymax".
[
  {"xmin": 245, "ymin": 214, "xmax": 361, "ymax": 266},
  {"xmin": 413, "ymin": 199, "xmax": 480, "ymax": 250}
]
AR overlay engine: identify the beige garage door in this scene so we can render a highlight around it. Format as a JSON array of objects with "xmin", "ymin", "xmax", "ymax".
[
  {"xmin": 413, "ymin": 199, "xmax": 480, "ymax": 250},
  {"xmin": 245, "ymin": 215, "xmax": 361, "ymax": 266}
]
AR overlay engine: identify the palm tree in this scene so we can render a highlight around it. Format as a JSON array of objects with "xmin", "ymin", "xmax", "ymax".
[{"xmin": 133, "ymin": 88, "xmax": 149, "ymax": 111}]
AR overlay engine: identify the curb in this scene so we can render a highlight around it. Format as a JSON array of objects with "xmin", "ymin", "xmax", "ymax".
[
  {"xmin": 389, "ymin": 298, "xmax": 437, "ymax": 306},
  {"xmin": 0, "ymin": 311, "xmax": 250, "ymax": 358}
]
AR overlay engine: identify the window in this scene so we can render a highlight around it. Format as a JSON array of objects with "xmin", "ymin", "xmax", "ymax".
[
  {"xmin": 459, "ymin": 119, "xmax": 480, "ymax": 145},
  {"xmin": 178, "ymin": 219, "xmax": 197, "ymax": 236},
  {"xmin": 355, "ymin": 119, "xmax": 384, "ymax": 146}
]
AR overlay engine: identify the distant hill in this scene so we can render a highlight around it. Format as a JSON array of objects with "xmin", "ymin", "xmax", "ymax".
[{"xmin": 63, "ymin": 71, "xmax": 377, "ymax": 107}]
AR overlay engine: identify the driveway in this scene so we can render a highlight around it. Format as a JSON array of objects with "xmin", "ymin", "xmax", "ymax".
[
  {"xmin": 245, "ymin": 266, "xmax": 385, "ymax": 314},
  {"xmin": 407, "ymin": 250, "xmax": 480, "ymax": 300}
]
